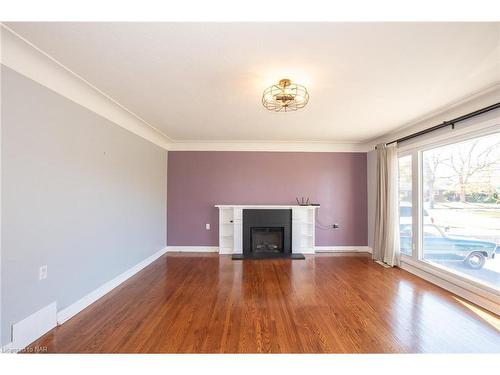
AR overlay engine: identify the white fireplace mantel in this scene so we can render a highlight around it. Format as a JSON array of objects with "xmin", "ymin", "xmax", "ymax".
[{"xmin": 215, "ymin": 205, "xmax": 319, "ymax": 255}]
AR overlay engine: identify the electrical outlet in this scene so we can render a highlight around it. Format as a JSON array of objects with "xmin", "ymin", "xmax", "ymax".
[
  {"xmin": 39, "ymin": 265, "xmax": 48, "ymax": 280},
  {"xmin": 205, "ymin": 223, "xmax": 210, "ymax": 230}
]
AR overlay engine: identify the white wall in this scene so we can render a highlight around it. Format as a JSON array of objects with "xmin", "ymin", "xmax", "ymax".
[{"xmin": 1, "ymin": 66, "xmax": 167, "ymax": 346}]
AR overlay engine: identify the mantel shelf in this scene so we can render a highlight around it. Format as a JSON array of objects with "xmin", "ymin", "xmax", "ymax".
[{"xmin": 215, "ymin": 204, "xmax": 320, "ymax": 209}]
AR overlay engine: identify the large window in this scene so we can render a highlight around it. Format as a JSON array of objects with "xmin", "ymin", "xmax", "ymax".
[
  {"xmin": 398, "ymin": 155, "xmax": 412, "ymax": 256},
  {"xmin": 421, "ymin": 132, "xmax": 500, "ymax": 289}
]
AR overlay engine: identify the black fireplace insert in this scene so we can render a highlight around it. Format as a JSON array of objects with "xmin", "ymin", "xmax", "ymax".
[
  {"xmin": 235, "ymin": 209, "xmax": 303, "ymax": 259},
  {"xmin": 251, "ymin": 227, "xmax": 284, "ymax": 253}
]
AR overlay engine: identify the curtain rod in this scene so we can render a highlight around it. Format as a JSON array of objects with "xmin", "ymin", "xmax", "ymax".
[{"xmin": 380, "ymin": 102, "xmax": 500, "ymax": 148}]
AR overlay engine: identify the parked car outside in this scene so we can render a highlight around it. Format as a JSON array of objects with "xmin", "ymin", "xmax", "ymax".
[{"xmin": 400, "ymin": 223, "xmax": 497, "ymax": 269}]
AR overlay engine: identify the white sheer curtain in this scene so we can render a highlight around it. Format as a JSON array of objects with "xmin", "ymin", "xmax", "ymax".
[{"xmin": 373, "ymin": 143, "xmax": 400, "ymax": 267}]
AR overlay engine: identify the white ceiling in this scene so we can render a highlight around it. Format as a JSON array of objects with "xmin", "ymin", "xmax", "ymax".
[{"xmin": 6, "ymin": 22, "xmax": 500, "ymax": 143}]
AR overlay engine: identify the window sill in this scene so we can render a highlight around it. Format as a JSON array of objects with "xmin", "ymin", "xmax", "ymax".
[{"xmin": 400, "ymin": 255, "xmax": 500, "ymax": 315}]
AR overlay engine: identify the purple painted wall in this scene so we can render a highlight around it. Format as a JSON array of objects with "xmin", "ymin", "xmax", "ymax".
[{"xmin": 167, "ymin": 151, "xmax": 367, "ymax": 247}]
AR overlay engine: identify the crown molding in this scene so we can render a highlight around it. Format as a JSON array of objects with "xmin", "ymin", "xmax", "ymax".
[
  {"xmin": 168, "ymin": 140, "xmax": 370, "ymax": 152},
  {"xmin": 0, "ymin": 24, "xmax": 173, "ymax": 150}
]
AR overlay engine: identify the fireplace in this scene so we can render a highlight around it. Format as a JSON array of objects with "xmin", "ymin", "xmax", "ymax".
[
  {"xmin": 242, "ymin": 209, "xmax": 292, "ymax": 257},
  {"xmin": 217, "ymin": 204, "xmax": 316, "ymax": 259}
]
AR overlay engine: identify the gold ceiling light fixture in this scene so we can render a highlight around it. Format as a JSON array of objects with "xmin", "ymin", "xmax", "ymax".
[{"xmin": 262, "ymin": 78, "xmax": 309, "ymax": 112}]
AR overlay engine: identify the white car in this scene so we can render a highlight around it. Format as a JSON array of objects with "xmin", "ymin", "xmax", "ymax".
[{"xmin": 399, "ymin": 202, "xmax": 433, "ymax": 225}]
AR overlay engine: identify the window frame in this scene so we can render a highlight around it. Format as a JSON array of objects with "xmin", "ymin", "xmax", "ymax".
[
  {"xmin": 397, "ymin": 122, "xmax": 500, "ymax": 298},
  {"xmin": 397, "ymin": 153, "xmax": 414, "ymax": 257}
]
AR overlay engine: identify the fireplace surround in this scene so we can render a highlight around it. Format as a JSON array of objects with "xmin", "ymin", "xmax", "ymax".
[{"xmin": 242, "ymin": 209, "xmax": 292, "ymax": 256}]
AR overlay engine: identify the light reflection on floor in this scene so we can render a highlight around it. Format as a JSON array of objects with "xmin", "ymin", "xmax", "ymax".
[
  {"xmin": 452, "ymin": 297, "xmax": 500, "ymax": 332},
  {"xmin": 393, "ymin": 279, "xmax": 500, "ymax": 352}
]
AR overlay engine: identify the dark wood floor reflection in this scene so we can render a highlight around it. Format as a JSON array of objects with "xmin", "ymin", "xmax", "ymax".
[{"xmin": 28, "ymin": 253, "xmax": 500, "ymax": 353}]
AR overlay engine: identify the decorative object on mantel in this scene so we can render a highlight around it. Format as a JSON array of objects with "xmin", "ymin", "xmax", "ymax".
[
  {"xmin": 262, "ymin": 78, "xmax": 309, "ymax": 112},
  {"xmin": 295, "ymin": 197, "xmax": 320, "ymax": 206},
  {"xmin": 296, "ymin": 197, "xmax": 309, "ymax": 206}
]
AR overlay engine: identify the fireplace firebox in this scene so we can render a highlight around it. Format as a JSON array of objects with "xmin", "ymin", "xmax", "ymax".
[
  {"xmin": 242, "ymin": 209, "xmax": 292, "ymax": 257},
  {"xmin": 251, "ymin": 227, "xmax": 284, "ymax": 253}
]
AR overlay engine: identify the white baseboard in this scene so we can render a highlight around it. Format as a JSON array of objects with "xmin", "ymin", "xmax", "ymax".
[
  {"xmin": 315, "ymin": 246, "xmax": 372, "ymax": 254},
  {"xmin": 57, "ymin": 247, "xmax": 167, "ymax": 324},
  {"xmin": 400, "ymin": 259, "xmax": 500, "ymax": 315},
  {"xmin": 166, "ymin": 246, "xmax": 219, "ymax": 253},
  {"xmin": 165, "ymin": 246, "xmax": 373, "ymax": 254}
]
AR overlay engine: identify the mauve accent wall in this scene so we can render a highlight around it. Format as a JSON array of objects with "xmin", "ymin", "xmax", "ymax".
[{"xmin": 167, "ymin": 151, "xmax": 367, "ymax": 247}]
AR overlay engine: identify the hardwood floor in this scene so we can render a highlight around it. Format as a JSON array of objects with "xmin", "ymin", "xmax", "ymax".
[{"xmin": 27, "ymin": 253, "xmax": 500, "ymax": 353}]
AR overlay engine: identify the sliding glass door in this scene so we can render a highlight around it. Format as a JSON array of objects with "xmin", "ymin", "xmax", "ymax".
[{"xmin": 420, "ymin": 132, "xmax": 500, "ymax": 289}]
